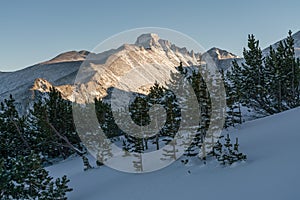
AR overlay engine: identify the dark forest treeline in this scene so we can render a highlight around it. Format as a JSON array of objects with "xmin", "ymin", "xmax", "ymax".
[{"xmin": 227, "ymin": 30, "xmax": 300, "ymax": 115}]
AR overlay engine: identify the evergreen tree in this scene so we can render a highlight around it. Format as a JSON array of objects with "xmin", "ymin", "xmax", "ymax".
[
  {"xmin": 229, "ymin": 34, "xmax": 274, "ymax": 114},
  {"xmin": 243, "ymin": 35, "xmax": 265, "ymax": 101},
  {"xmin": 184, "ymin": 67, "xmax": 211, "ymax": 157},
  {"xmin": 264, "ymin": 45, "xmax": 285, "ymax": 112},
  {"xmin": 229, "ymin": 31, "xmax": 300, "ymax": 115},
  {"xmin": 30, "ymin": 87, "xmax": 92, "ymax": 170},
  {"xmin": 148, "ymin": 82, "xmax": 172, "ymax": 145},
  {"xmin": 0, "ymin": 95, "xmax": 31, "ymax": 158},
  {"xmin": 282, "ymin": 30, "xmax": 300, "ymax": 107},
  {"xmin": 217, "ymin": 134, "xmax": 247, "ymax": 165},
  {"xmin": 0, "ymin": 95, "xmax": 72, "ymax": 199},
  {"xmin": 262, "ymin": 31, "xmax": 300, "ymax": 112},
  {"xmin": 0, "ymin": 152, "xmax": 72, "ymax": 199},
  {"xmin": 95, "ymin": 98, "xmax": 123, "ymax": 138},
  {"xmin": 224, "ymin": 69, "xmax": 242, "ymax": 127}
]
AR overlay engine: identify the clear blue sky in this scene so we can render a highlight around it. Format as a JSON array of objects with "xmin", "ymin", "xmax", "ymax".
[{"xmin": 0, "ymin": 0, "xmax": 299, "ymax": 71}]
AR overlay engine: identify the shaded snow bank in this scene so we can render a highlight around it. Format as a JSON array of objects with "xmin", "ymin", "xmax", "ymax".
[{"xmin": 48, "ymin": 107, "xmax": 300, "ymax": 200}]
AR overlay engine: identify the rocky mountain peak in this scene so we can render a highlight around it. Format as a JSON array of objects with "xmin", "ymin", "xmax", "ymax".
[
  {"xmin": 31, "ymin": 78, "xmax": 54, "ymax": 93},
  {"xmin": 135, "ymin": 33, "xmax": 161, "ymax": 49},
  {"xmin": 206, "ymin": 47, "xmax": 238, "ymax": 60}
]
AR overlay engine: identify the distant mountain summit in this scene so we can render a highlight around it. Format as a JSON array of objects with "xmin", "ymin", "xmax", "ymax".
[
  {"xmin": 203, "ymin": 47, "xmax": 239, "ymax": 70},
  {"xmin": 134, "ymin": 33, "xmax": 196, "ymax": 57},
  {"xmin": 135, "ymin": 33, "xmax": 161, "ymax": 49},
  {"xmin": 205, "ymin": 47, "xmax": 238, "ymax": 60},
  {"xmin": 42, "ymin": 50, "xmax": 90, "ymax": 65}
]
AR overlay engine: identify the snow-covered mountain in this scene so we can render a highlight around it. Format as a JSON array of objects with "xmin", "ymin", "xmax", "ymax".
[
  {"xmin": 41, "ymin": 50, "xmax": 91, "ymax": 65},
  {"xmin": 0, "ymin": 60, "xmax": 82, "ymax": 112},
  {"xmin": 0, "ymin": 33, "xmax": 206, "ymax": 108},
  {"xmin": 72, "ymin": 33, "xmax": 203, "ymax": 103},
  {"xmin": 205, "ymin": 47, "xmax": 238, "ymax": 60},
  {"xmin": 203, "ymin": 47, "xmax": 240, "ymax": 70}
]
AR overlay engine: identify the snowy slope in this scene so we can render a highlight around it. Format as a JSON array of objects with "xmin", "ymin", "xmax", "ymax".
[{"xmin": 48, "ymin": 107, "xmax": 300, "ymax": 200}]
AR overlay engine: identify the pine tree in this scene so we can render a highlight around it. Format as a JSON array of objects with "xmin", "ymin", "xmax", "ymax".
[
  {"xmin": 0, "ymin": 95, "xmax": 32, "ymax": 158},
  {"xmin": 229, "ymin": 34, "xmax": 274, "ymax": 114},
  {"xmin": 185, "ymin": 67, "xmax": 211, "ymax": 157},
  {"xmin": 30, "ymin": 87, "xmax": 92, "ymax": 170},
  {"xmin": 262, "ymin": 31, "xmax": 300, "ymax": 112},
  {"xmin": 284, "ymin": 30, "xmax": 300, "ymax": 107},
  {"xmin": 232, "ymin": 137, "xmax": 247, "ymax": 162},
  {"xmin": 264, "ymin": 45, "xmax": 284, "ymax": 112},
  {"xmin": 95, "ymin": 98, "xmax": 122, "ymax": 138},
  {"xmin": 215, "ymin": 134, "xmax": 246, "ymax": 165},
  {"xmin": 224, "ymin": 69, "xmax": 242, "ymax": 127},
  {"xmin": 242, "ymin": 35, "xmax": 265, "ymax": 100},
  {"xmin": 0, "ymin": 152, "xmax": 72, "ymax": 199},
  {"xmin": 229, "ymin": 31, "xmax": 300, "ymax": 115},
  {"xmin": 213, "ymin": 136, "xmax": 223, "ymax": 160}
]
